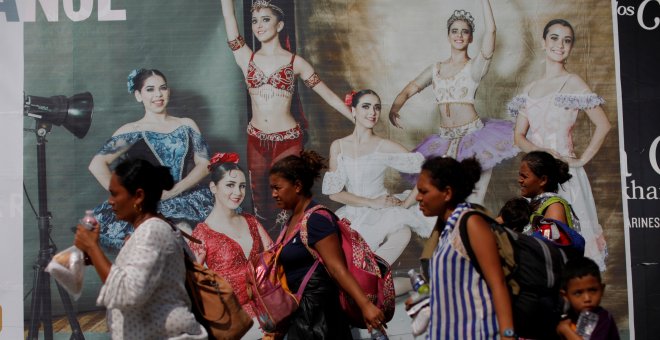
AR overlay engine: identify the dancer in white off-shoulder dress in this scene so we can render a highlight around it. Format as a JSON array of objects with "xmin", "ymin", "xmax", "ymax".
[{"xmin": 323, "ymin": 90, "xmax": 435, "ymax": 294}]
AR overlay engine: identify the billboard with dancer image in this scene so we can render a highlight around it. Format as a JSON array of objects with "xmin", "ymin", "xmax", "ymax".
[{"xmin": 0, "ymin": 0, "xmax": 636, "ymax": 338}]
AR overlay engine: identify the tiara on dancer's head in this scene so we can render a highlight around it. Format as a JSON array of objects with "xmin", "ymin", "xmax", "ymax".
[
  {"xmin": 447, "ymin": 9, "xmax": 475, "ymax": 33},
  {"xmin": 251, "ymin": 0, "xmax": 285, "ymax": 18}
]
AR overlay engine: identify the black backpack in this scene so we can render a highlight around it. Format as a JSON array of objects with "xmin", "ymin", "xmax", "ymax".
[{"xmin": 458, "ymin": 210, "xmax": 569, "ymax": 339}]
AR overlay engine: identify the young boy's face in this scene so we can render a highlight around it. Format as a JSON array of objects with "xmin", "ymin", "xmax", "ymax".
[{"xmin": 561, "ymin": 274, "xmax": 605, "ymax": 313}]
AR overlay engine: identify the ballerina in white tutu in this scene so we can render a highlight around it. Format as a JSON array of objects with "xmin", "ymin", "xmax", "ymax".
[{"xmin": 323, "ymin": 89, "xmax": 435, "ymax": 294}]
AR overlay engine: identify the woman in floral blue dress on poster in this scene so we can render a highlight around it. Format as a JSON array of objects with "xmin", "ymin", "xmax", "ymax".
[{"xmin": 88, "ymin": 69, "xmax": 213, "ymax": 250}]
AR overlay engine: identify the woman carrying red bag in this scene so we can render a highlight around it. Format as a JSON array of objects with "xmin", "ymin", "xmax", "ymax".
[{"xmin": 268, "ymin": 150, "xmax": 384, "ymax": 339}]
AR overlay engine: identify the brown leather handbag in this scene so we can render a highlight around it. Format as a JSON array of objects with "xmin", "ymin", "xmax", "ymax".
[
  {"xmin": 171, "ymin": 221, "xmax": 254, "ymax": 340},
  {"xmin": 183, "ymin": 253, "xmax": 254, "ymax": 340}
]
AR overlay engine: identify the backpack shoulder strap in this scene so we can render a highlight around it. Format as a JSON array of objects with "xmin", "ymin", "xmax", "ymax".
[
  {"xmin": 458, "ymin": 210, "xmax": 518, "ymax": 291},
  {"xmin": 534, "ymin": 196, "xmax": 574, "ymax": 228},
  {"xmin": 163, "ymin": 218, "xmax": 202, "ymax": 266},
  {"xmin": 279, "ymin": 205, "xmax": 325, "ymax": 300},
  {"xmin": 297, "ymin": 204, "xmax": 337, "ymax": 260},
  {"xmin": 458, "ymin": 210, "xmax": 491, "ymax": 275}
]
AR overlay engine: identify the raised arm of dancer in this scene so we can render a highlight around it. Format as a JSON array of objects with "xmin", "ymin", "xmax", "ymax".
[
  {"xmin": 220, "ymin": 0, "xmax": 252, "ymax": 68},
  {"xmin": 162, "ymin": 119, "xmax": 210, "ymax": 200},
  {"xmin": 325, "ymin": 140, "xmax": 398, "ymax": 208},
  {"xmin": 471, "ymin": 0, "xmax": 496, "ymax": 80},
  {"xmin": 388, "ymin": 65, "xmax": 433, "ymax": 128},
  {"xmin": 295, "ymin": 57, "xmax": 353, "ymax": 121}
]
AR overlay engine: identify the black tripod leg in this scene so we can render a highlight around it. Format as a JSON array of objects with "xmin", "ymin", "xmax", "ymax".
[
  {"xmin": 54, "ymin": 282, "xmax": 85, "ymax": 340},
  {"xmin": 27, "ymin": 265, "xmax": 44, "ymax": 339},
  {"xmin": 27, "ymin": 267, "xmax": 55, "ymax": 340},
  {"xmin": 42, "ymin": 271, "xmax": 54, "ymax": 340}
]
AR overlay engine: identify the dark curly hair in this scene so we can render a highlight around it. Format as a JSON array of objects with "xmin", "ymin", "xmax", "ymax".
[
  {"xmin": 270, "ymin": 150, "xmax": 327, "ymax": 197},
  {"xmin": 421, "ymin": 156, "xmax": 482, "ymax": 206}
]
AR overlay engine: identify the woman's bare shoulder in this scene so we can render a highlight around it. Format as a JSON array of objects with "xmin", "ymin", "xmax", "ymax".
[
  {"xmin": 378, "ymin": 137, "xmax": 409, "ymax": 153},
  {"xmin": 111, "ymin": 121, "xmax": 140, "ymax": 136},
  {"xmin": 563, "ymin": 73, "xmax": 592, "ymax": 94},
  {"xmin": 172, "ymin": 116, "xmax": 202, "ymax": 132}
]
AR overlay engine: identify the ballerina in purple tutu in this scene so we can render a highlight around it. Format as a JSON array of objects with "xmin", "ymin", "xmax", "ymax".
[{"xmin": 388, "ymin": 0, "xmax": 518, "ymax": 204}]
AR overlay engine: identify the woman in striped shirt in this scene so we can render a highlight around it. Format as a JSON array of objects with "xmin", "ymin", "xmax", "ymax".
[{"xmin": 415, "ymin": 156, "xmax": 514, "ymax": 339}]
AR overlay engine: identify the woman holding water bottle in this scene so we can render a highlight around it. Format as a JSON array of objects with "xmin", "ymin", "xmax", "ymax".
[{"xmin": 75, "ymin": 158, "xmax": 207, "ymax": 339}]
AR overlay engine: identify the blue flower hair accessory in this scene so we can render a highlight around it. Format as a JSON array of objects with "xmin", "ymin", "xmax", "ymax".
[{"xmin": 126, "ymin": 68, "xmax": 144, "ymax": 94}]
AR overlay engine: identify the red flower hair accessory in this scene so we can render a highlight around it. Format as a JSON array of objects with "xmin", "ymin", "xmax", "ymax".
[
  {"xmin": 344, "ymin": 90, "xmax": 357, "ymax": 107},
  {"xmin": 208, "ymin": 152, "xmax": 240, "ymax": 171}
]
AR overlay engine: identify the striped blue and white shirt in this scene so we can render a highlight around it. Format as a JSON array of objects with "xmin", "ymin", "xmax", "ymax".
[{"xmin": 427, "ymin": 205, "xmax": 500, "ymax": 339}]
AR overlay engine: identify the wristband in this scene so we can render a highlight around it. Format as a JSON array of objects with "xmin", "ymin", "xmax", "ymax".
[{"xmin": 502, "ymin": 328, "xmax": 517, "ymax": 338}]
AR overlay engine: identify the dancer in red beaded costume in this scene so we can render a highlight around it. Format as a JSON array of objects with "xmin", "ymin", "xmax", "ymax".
[
  {"xmin": 188, "ymin": 152, "xmax": 273, "ymax": 338},
  {"xmin": 219, "ymin": 0, "xmax": 352, "ymax": 228}
]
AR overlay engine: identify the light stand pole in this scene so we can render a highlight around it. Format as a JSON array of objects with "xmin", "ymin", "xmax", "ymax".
[{"xmin": 26, "ymin": 120, "xmax": 85, "ymax": 340}]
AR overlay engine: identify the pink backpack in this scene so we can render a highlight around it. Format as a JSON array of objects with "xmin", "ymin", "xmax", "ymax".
[{"xmin": 299, "ymin": 205, "xmax": 395, "ymax": 329}]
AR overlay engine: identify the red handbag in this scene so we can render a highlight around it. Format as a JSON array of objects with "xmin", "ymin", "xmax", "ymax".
[{"xmin": 246, "ymin": 224, "xmax": 319, "ymax": 334}]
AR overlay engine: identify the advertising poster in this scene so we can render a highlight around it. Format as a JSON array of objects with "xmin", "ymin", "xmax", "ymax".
[{"xmin": 0, "ymin": 0, "xmax": 637, "ymax": 338}]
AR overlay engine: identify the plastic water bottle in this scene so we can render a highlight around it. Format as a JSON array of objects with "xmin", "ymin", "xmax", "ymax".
[
  {"xmin": 371, "ymin": 328, "xmax": 389, "ymax": 340},
  {"xmin": 80, "ymin": 210, "xmax": 97, "ymax": 265},
  {"xmin": 81, "ymin": 210, "xmax": 97, "ymax": 230},
  {"xmin": 408, "ymin": 269, "xmax": 430, "ymax": 295},
  {"xmin": 575, "ymin": 310, "xmax": 599, "ymax": 339}
]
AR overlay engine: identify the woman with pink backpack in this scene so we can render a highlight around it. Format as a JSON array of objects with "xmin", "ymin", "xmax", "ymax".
[{"xmin": 267, "ymin": 150, "xmax": 385, "ymax": 339}]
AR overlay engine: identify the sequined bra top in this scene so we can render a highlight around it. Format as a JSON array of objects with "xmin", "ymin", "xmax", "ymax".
[
  {"xmin": 246, "ymin": 52, "xmax": 296, "ymax": 96},
  {"xmin": 432, "ymin": 60, "xmax": 478, "ymax": 105}
]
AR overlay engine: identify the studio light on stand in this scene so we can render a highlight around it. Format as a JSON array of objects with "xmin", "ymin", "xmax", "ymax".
[
  {"xmin": 24, "ymin": 92, "xmax": 93, "ymax": 340},
  {"xmin": 24, "ymin": 92, "xmax": 93, "ymax": 138}
]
